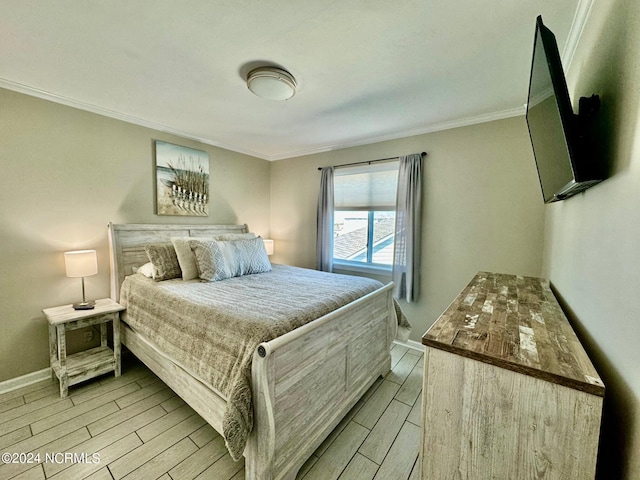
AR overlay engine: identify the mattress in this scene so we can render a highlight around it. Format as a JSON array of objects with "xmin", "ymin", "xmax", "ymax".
[{"xmin": 119, "ymin": 264, "xmax": 387, "ymax": 459}]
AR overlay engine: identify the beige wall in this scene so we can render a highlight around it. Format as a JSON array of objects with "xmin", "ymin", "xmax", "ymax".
[
  {"xmin": 270, "ymin": 115, "xmax": 546, "ymax": 343},
  {"xmin": 0, "ymin": 88, "xmax": 271, "ymax": 382},
  {"xmin": 542, "ymin": 1, "xmax": 640, "ymax": 478},
  {"xmin": 1, "ymin": 88, "xmax": 545, "ymax": 385}
]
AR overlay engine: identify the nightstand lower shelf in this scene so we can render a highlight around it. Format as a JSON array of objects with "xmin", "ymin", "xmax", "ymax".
[{"xmin": 51, "ymin": 346, "xmax": 117, "ymax": 387}]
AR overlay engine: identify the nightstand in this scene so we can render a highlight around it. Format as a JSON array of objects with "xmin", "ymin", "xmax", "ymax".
[{"xmin": 43, "ymin": 298, "xmax": 124, "ymax": 397}]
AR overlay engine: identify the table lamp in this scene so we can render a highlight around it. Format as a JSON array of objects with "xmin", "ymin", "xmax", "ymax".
[
  {"xmin": 64, "ymin": 250, "xmax": 98, "ymax": 310},
  {"xmin": 262, "ymin": 239, "xmax": 274, "ymax": 255}
]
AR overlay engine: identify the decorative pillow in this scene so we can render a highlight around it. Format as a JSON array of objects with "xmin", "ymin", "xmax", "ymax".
[
  {"xmin": 144, "ymin": 243, "xmax": 181, "ymax": 281},
  {"xmin": 192, "ymin": 240, "xmax": 231, "ymax": 281},
  {"xmin": 172, "ymin": 233, "xmax": 257, "ymax": 281},
  {"xmin": 192, "ymin": 237, "xmax": 271, "ymax": 282},
  {"xmin": 134, "ymin": 262, "xmax": 156, "ymax": 278},
  {"xmin": 231, "ymin": 237, "xmax": 272, "ymax": 276}
]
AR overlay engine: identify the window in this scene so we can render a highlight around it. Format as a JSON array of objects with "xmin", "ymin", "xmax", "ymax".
[{"xmin": 332, "ymin": 160, "xmax": 399, "ymax": 271}]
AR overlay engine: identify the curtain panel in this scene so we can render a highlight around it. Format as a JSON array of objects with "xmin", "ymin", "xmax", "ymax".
[
  {"xmin": 316, "ymin": 167, "xmax": 335, "ymax": 272},
  {"xmin": 392, "ymin": 153, "xmax": 423, "ymax": 302}
]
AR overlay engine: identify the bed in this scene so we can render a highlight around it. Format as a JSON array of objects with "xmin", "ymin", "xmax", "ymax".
[{"xmin": 107, "ymin": 223, "xmax": 400, "ymax": 480}]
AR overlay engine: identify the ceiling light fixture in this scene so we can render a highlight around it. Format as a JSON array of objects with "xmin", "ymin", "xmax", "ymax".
[{"xmin": 247, "ymin": 67, "xmax": 297, "ymax": 101}]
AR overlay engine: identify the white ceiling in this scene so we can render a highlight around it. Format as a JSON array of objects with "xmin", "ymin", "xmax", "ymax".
[{"xmin": 0, "ymin": 0, "xmax": 587, "ymax": 160}]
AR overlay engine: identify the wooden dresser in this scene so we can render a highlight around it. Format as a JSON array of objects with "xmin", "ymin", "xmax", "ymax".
[{"xmin": 420, "ymin": 272, "xmax": 604, "ymax": 479}]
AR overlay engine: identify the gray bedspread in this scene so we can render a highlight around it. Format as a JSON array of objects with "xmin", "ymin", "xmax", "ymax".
[{"xmin": 119, "ymin": 264, "xmax": 402, "ymax": 460}]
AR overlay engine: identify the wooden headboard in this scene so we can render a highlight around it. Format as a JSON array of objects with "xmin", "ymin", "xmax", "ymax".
[{"xmin": 107, "ymin": 222, "xmax": 249, "ymax": 301}]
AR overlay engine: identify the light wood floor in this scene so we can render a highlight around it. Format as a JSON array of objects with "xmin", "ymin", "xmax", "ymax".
[{"xmin": 0, "ymin": 343, "xmax": 423, "ymax": 480}]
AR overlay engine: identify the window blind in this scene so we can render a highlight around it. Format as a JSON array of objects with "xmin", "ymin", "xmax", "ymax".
[{"xmin": 334, "ymin": 160, "xmax": 399, "ymax": 210}]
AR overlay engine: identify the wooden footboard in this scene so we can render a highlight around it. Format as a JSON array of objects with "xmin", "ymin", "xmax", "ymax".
[{"xmin": 248, "ymin": 282, "xmax": 396, "ymax": 480}]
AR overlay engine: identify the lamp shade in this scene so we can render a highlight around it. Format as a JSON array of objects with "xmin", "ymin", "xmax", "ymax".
[
  {"xmin": 262, "ymin": 239, "xmax": 274, "ymax": 256},
  {"xmin": 64, "ymin": 250, "xmax": 98, "ymax": 278}
]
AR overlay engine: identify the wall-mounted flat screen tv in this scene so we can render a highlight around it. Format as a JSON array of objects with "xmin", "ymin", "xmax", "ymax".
[{"xmin": 526, "ymin": 16, "xmax": 601, "ymax": 203}]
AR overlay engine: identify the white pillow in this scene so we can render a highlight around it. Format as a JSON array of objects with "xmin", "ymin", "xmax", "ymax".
[{"xmin": 134, "ymin": 262, "xmax": 156, "ymax": 278}]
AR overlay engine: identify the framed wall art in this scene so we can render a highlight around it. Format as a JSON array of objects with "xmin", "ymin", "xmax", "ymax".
[{"xmin": 155, "ymin": 141, "xmax": 210, "ymax": 216}]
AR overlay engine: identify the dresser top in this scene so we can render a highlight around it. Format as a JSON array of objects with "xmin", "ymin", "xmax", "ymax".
[{"xmin": 422, "ymin": 272, "xmax": 604, "ymax": 396}]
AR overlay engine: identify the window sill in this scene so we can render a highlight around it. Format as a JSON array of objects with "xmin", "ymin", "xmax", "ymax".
[{"xmin": 333, "ymin": 261, "xmax": 392, "ymax": 278}]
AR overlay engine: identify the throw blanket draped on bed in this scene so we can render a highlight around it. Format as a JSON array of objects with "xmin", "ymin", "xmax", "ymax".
[{"xmin": 120, "ymin": 264, "xmax": 406, "ymax": 460}]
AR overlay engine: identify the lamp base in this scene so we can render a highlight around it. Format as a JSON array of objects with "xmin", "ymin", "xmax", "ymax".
[{"xmin": 73, "ymin": 301, "xmax": 95, "ymax": 310}]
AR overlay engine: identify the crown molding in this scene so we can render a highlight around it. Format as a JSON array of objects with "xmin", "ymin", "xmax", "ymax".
[
  {"xmin": 561, "ymin": 0, "xmax": 595, "ymax": 71},
  {"xmin": 264, "ymin": 105, "xmax": 525, "ymax": 161}
]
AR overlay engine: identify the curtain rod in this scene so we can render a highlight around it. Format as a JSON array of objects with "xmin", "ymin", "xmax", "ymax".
[{"xmin": 317, "ymin": 151, "xmax": 426, "ymax": 171}]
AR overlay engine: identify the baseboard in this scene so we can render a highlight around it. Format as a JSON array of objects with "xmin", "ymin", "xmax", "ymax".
[
  {"xmin": 0, "ymin": 342, "xmax": 424, "ymax": 395},
  {"xmin": 393, "ymin": 338, "xmax": 425, "ymax": 353},
  {"xmin": 0, "ymin": 368, "xmax": 52, "ymax": 395}
]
